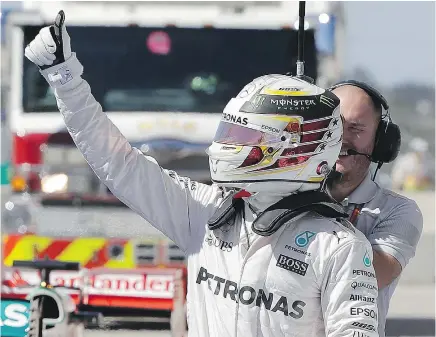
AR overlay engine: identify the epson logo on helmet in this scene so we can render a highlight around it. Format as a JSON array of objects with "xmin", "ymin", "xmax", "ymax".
[
  {"xmin": 223, "ymin": 113, "xmax": 248, "ymax": 126},
  {"xmin": 261, "ymin": 125, "xmax": 280, "ymax": 133}
]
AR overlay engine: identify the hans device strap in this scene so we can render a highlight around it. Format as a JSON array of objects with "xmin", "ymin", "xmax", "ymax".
[
  {"xmin": 207, "ymin": 191, "xmax": 350, "ymax": 236},
  {"xmin": 207, "ymin": 192, "xmax": 244, "ymax": 230}
]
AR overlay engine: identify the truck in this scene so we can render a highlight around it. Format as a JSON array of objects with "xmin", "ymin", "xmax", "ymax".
[{"xmin": 1, "ymin": 0, "xmax": 343, "ymax": 331}]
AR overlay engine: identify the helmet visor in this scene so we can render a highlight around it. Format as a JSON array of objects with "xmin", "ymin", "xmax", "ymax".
[{"xmin": 213, "ymin": 121, "xmax": 281, "ymax": 146}]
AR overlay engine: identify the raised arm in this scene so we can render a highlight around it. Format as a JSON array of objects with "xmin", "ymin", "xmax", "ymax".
[{"xmin": 24, "ymin": 11, "xmax": 221, "ymax": 251}]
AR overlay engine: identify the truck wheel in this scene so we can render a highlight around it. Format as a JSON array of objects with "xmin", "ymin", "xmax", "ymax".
[{"xmin": 27, "ymin": 297, "xmax": 44, "ymax": 337}]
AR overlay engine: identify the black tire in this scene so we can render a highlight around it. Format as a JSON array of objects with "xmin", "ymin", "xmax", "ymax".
[{"xmin": 27, "ymin": 297, "xmax": 44, "ymax": 337}]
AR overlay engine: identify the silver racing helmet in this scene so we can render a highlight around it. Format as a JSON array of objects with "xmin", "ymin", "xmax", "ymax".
[{"xmin": 206, "ymin": 74, "xmax": 342, "ymax": 194}]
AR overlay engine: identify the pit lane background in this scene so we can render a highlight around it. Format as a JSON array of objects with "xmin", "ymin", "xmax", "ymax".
[{"xmin": 83, "ymin": 191, "xmax": 434, "ymax": 337}]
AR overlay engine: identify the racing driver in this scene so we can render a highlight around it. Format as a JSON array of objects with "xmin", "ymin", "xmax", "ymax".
[{"xmin": 25, "ymin": 11, "xmax": 380, "ymax": 337}]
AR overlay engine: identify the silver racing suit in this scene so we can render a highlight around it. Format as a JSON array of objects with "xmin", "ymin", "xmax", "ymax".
[{"xmin": 40, "ymin": 54, "xmax": 380, "ymax": 337}]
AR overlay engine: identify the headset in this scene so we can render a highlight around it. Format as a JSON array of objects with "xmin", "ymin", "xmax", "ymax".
[{"xmin": 329, "ymin": 80, "xmax": 402, "ymax": 166}]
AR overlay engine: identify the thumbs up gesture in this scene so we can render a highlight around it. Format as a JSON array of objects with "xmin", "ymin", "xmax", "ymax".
[
  {"xmin": 25, "ymin": 10, "xmax": 72, "ymax": 69},
  {"xmin": 24, "ymin": 10, "xmax": 83, "ymax": 90}
]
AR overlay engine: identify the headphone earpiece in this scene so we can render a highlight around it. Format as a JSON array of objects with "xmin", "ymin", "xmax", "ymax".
[
  {"xmin": 329, "ymin": 80, "xmax": 401, "ymax": 164},
  {"xmin": 371, "ymin": 119, "xmax": 401, "ymax": 163}
]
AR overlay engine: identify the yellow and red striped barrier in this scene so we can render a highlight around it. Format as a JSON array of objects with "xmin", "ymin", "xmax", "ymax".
[{"xmin": 2, "ymin": 234, "xmax": 185, "ymax": 269}]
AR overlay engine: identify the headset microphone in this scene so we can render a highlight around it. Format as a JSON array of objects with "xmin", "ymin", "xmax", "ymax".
[{"xmin": 346, "ymin": 149, "xmax": 383, "ymax": 181}]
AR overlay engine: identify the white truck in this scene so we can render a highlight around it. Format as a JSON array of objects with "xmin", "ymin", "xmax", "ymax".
[{"xmin": 3, "ymin": 0, "xmax": 343, "ymax": 195}]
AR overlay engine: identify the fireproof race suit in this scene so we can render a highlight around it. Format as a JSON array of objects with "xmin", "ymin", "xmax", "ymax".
[{"xmin": 31, "ymin": 52, "xmax": 381, "ymax": 337}]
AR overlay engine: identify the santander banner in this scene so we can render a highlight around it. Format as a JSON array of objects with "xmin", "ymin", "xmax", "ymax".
[
  {"xmin": 3, "ymin": 269, "xmax": 175, "ymax": 299},
  {"xmin": 86, "ymin": 274, "xmax": 174, "ymax": 298}
]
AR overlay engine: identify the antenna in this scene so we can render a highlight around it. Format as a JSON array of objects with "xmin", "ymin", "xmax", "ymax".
[
  {"xmin": 296, "ymin": 1, "xmax": 305, "ymax": 77},
  {"xmin": 295, "ymin": 1, "xmax": 314, "ymax": 83}
]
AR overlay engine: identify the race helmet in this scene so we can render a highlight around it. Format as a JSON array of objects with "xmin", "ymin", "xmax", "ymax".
[{"xmin": 206, "ymin": 74, "xmax": 342, "ymax": 194}]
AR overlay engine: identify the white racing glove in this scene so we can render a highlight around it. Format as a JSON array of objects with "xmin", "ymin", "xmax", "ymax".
[{"xmin": 24, "ymin": 10, "xmax": 83, "ymax": 91}]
